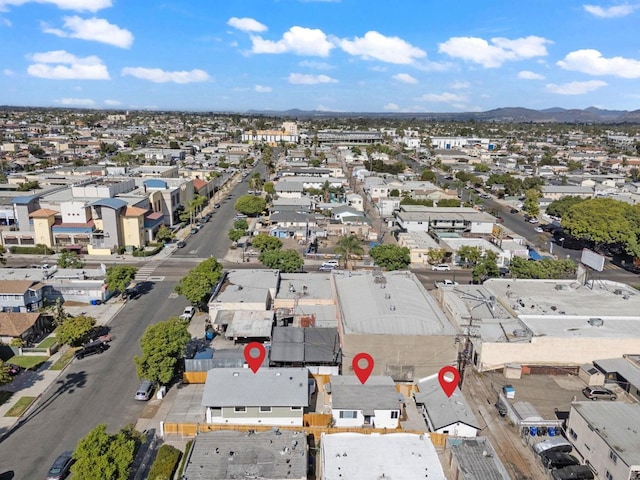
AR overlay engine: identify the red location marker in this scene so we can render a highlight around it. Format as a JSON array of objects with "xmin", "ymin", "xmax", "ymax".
[
  {"xmin": 244, "ymin": 342, "xmax": 266, "ymax": 374},
  {"xmin": 438, "ymin": 366, "xmax": 460, "ymax": 398},
  {"xmin": 352, "ymin": 352, "xmax": 374, "ymax": 384}
]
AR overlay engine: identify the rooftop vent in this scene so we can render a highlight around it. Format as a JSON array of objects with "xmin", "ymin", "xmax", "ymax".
[
  {"xmin": 513, "ymin": 329, "xmax": 528, "ymax": 337},
  {"xmin": 588, "ymin": 318, "xmax": 604, "ymax": 327}
]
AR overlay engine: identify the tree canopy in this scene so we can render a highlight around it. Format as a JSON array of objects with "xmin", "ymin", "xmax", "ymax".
[
  {"xmin": 134, "ymin": 317, "xmax": 191, "ymax": 384},
  {"xmin": 546, "ymin": 196, "xmax": 585, "ymax": 218},
  {"xmin": 105, "ymin": 265, "xmax": 137, "ymax": 296},
  {"xmin": 57, "ymin": 250, "xmax": 84, "ymax": 269},
  {"xmin": 56, "ymin": 314, "xmax": 96, "ymax": 346},
  {"xmin": 509, "ymin": 256, "xmax": 577, "ymax": 279},
  {"xmin": 0, "ymin": 361, "xmax": 13, "ymax": 386},
  {"xmin": 175, "ymin": 257, "xmax": 223, "ymax": 307},
  {"xmin": 72, "ymin": 424, "xmax": 144, "ymax": 480},
  {"xmin": 334, "ymin": 235, "xmax": 365, "ymax": 269},
  {"xmin": 258, "ymin": 249, "xmax": 304, "ymax": 272},
  {"xmin": 252, "ymin": 233, "xmax": 283, "ymax": 252},
  {"xmin": 370, "ymin": 244, "xmax": 410, "ymax": 270},
  {"xmin": 234, "ymin": 194, "xmax": 266, "ymax": 216},
  {"xmin": 561, "ymin": 198, "xmax": 640, "ymax": 257}
]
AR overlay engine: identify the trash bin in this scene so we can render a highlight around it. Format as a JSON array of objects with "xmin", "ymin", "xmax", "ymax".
[{"xmin": 90, "ymin": 299, "xmax": 98, "ymax": 306}]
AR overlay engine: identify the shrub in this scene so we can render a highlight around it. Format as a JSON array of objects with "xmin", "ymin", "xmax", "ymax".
[
  {"xmin": 9, "ymin": 244, "xmax": 54, "ymax": 255},
  {"xmin": 147, "ymin": 444, "xmax": 182, "ymax": 480}
]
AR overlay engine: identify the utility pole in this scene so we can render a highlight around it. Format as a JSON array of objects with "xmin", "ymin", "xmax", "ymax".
[{"xmin": 456, "ymin": 315, "xmax": 479, "ymax": 389}]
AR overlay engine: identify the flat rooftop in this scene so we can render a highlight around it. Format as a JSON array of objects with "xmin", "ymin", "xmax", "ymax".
[
  {"xmin": 321, "ymin": 433, "xmax": 445, "ymax": 480},
  {"xmin": 276, "ymin": 272, "xmax": 334, "ymax": 301},
  {"xmin": 334, "ymin": 271, "xmax": 456, "ymax": 336}
]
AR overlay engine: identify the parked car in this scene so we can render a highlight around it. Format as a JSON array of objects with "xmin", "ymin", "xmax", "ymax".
[
  {"xmin": 46, "ymin": 450, "xmax": 73, "ymax": 480},
  {"xmin": 234, "ymin": 213, "xmax": 248, "ymax": 219},
  {"xmin": 541, "ymin": 452, "xmax": 580, "ymax": 470},
  {"xmin": 528, "ymin": 218, "xmax": 539, "ymax": 224},
  {"xmin": 74, "ymin": 340, "xmax": 108, "ymax": 360},
  {"xmin": 180, "ymin": 306, "xmax": 197, "ymax": 321},
  {"xmin": 534, "ymin": 226, "xmax": 544, "ymax": 233},
  {"xmin": 5, "ymin": 363, "xmax": 23, "ymax": 376},
  {"xmin": 533, "ymin": 437, "xmax": 573, "ymax": 456},
  {"xmin": 495, "ymin": 401, "xmax": 507, "ymax": 416},
  {"xmin": 321, "ymin": 260, "xmax": 340, "ymax": 269},
  {"xmin": 432, "ymin": 264, "xmax": 451, "ymax": 271},
  {"xmin": 551, "ymin": 465, "xmax": 594, "ymax": 480},
  {"xmin": 319, "ymin": 265, "xmax": 337, "ymax": 272},
  {"xmin": 176, "ymin": 240, "xmax": 186, "ymax": 248},
  {"xmin": 582, "ymin": 385, "xmax": 617, "ymax": 401},
  {"xmin": 510, "ymin": 208, "xmax": 519, "ymax": 214},
  {"xmin": 134, "ymin": 380, "xmax": 156, "ymax": 401}
]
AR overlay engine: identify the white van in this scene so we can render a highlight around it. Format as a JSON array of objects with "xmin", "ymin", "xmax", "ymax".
[{"xmin": 321, "ymin": 260, "xmax": 339, "ymax": 268}]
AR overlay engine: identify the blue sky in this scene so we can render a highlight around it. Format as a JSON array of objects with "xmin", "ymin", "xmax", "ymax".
[{"xmin": 0, "ymin": 0, "xmax": 639, "ymax": 113}]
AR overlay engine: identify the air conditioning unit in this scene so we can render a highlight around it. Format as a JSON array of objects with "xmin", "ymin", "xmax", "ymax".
[{"xmin": 588, "ymin": 318, "xmax": 604, "ymax": 327}]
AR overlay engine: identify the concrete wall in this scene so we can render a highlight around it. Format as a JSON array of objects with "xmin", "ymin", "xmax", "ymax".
[
  {"xmin": 205, "ymin": 406, "xmax": 303, "ymax": 426},
  {"xmin": 477, "ymin": 336, "xmax": 640, "ymax": 372}
]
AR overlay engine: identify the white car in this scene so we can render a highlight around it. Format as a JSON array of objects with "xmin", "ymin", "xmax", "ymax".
[
  {"xmin": 321, "ymin": 260, "xmax": 340, "ymax": 269},
  {"xmin": 432, "ymin": 264, "xmax": 451, "ymax": 271},
  {"xmin": 179, "ymin": 306, "xmax": 196, "ymax": 321},
  {"xmin": 534, "ymin": 226, "xmax": 544, "ymax": 233}
]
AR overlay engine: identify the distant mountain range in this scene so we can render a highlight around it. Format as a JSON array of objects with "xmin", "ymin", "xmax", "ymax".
[{"xmin": 248, "ymin": 106, "xmax": 640, "ymax": 123}]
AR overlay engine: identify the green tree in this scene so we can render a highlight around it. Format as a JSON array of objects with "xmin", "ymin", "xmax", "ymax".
[
  {"xmin": 0, "ymin": 360, "xmax": 13, "ymax": 386},
  {"xmin": 155, "ymin": 225, "xmax": 175, "ymax": 244},
  {"xmin": 389, "ymin": 189, "xmax": 400, "ymax": 197},
  {"xmin": 228, "ymin": 228, "xmax": 245, "ymax": 242},
  {"xmin": 471, "ymin": 252, "xmax": 499, "ymax": 283},
  {"xmin": 56, "ymin": 314, "xmax": 96, "ymax": 346},
  {"xmin": 334, "ymin": 235, "xmax": 365, "ymax": 269},
  {"xmin": 427, "ymin": 248, "xmax": 447, "ymax": 264},
  {"xmin": 252, "ymin": 233, "xmax": 283, "ymax": 252},
  {"xmin": 105, "ymin": 265, "xmax": 138, "ymax": 296},
  {"xmin": 134, "ymin": 317, "xmax": 191, "ymax": 384},
  {"xmin": 523, "ymin": 189, "xmax": 541, "ymax": 218},
  {"xmin": 264, "ymin": 181, "xmax": 276, "ymax": 195},
  {"xmin": 456, "ymin": 246, "xmax": 483, "ymax": 266},
  {"xmin": 509, "ymin": 256, "xmax": 577, "ymax": 279},
  {"xmin": 420, "ymin": 169, "xmax": 436, "ymax": 182},
  {"xmin": 0, "ymin": 244, "xmax": 5, "ymax": 265},
  {"xmin": 175, "ymin": 257, "xmax": 223, "ymax": 307},
  {"xmin": 234, "ymin": 195, "xmax": 267, "ymax": 216},
  {"xmin": 233, "ymin": 219, "xmax": 248, "ymax": 231},
  {"xmin": 546, "ymin": 196, "xmax": 586, "ymax": 219},
  {"xmin": 72, "ymin": 424, "xmax": 143, "ymax": 480},
  {"xmin": 370, "ymin": 244, "xmax": 411, "ymax": 270},
  {"xmin": 57, "ymin": 250, "xmax": 84, "ymax": 269},
  {"xmin": 437, "ymin": 198, "xmax": 461, "ymax": 207},
  {"xmin": 474, "ymin": 163, "xmax": 490, "ymax": 173},
  {"xmin": 258, "ymin": 249, "xmax": 304, "ymax": 272},
  {"xmin": 249, "ymin": 172, "xmax": 264, "ymax": 191}
]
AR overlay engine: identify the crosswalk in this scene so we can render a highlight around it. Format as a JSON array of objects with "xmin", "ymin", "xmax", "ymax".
[{"xmin": 134, "ymin": 259, "xmax": 163, "ymax": 282}]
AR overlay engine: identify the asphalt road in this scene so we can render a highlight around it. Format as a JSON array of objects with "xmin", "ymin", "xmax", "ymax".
[{"xmin": 0, "ymin": 170, "xmax": 258, "ymax": 478}]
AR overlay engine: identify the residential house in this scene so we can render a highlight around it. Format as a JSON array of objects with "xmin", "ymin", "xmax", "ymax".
[
  {"xmin": 329, "ymin": 375, "xmax": 402, "ymax": 429},
  {"xmin": 201, "ymin": 368, "xmax": 309, "ymax": 426},
  {"xmin": 0, "ymin": 280, "xmax": 45, "ymax": 312},
  {"xmin": 447, "ymin": 437, "xmax": 511, "ymax": 480},
  {"xmin": 0, "ymin": 312, "xmax": 50, "ymax": 344},
  {"xmin": 414, "ymin": 375, "xmax": 481, "ymax": 437}
]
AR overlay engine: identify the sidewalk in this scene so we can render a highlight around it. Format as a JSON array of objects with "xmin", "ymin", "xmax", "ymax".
[{"xmin": 0, "ymin": 299, "xmax": 126, "ymax": 436}]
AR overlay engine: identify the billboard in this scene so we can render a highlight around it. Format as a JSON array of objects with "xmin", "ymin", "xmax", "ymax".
[{"xmin": 581, "ymin": 249, "xmax": 605, "ymax": 272}]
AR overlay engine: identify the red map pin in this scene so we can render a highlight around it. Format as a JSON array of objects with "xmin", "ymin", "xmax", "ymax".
[
  {"xmin": 438, "ymin": 366, "xmax": 460, "ymax": 398},
  {"xmin": 352, "ymin": 352, "xmax": 374, "ymax": 384},
  {"xmin": 244, "ymin": 342, "xmax": 266, "ymax": 374}
]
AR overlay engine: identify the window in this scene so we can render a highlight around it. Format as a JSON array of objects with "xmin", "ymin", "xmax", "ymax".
[
  {"xmin": 569, "ymin": 428, "xmax": 578, "ymax": 440},
  {"xmin": 259, "ymin": 406, "xmax": 272, "ymax": 413},
  {"xmin": 391, "ymin": 411, "xmax": 399, "ymax": 419},
  {"xmin": 290, "ymin": 406, "xmax": 301, "ymax": 411},
  {"xmin": 339, "ymin": 411, "xmax": 357, "ymax": 419},
  {"xmin": 605, "ymin": 470, "xmax": 613, "ymax": 480},
  {"xmin": 234, "ymin": 407, "xmax": 246, "ymax": 413},
  {"xmin": 609, "ymin": 451, "xmax": 618, "ymax": 465}
]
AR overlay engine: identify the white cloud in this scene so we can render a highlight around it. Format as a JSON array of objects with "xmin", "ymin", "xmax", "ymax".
[
  {"xmin": 338, "ymin": 31, "xmax": 426, "ymax": 65},
  {"xmin": 299, "ymin": 60, "xmax": 334, "ymax": 70},
  {"xmin": 254, "ymin": 84, "xmax": 272, "ymax": 92},
  {"xmin": 42, "ymin": 16, "xmax": 133, "ymax": 48},
  {"xmin": 121, "ymin": 67, "xmax": 210, "ymax": 83},
  {"xmin": 384, "ymin": 103, "xmax": 400, "ymax": 111},
  {"xmin": 557, "ymin": 49, "xmax": 640, "ymax": 78},
  {"xmin": 546, "ymin": 80, "xmax": 608, "ymax": 95},
  {"xmin": 518, "ymin": 70, "xmax": 545, "ymax": 80},
  {"xmin": 0, "ymin": 0, "xmax": 111, "ymax": 12},
  {"xmin": 1, "ymin": 16, "xmax": 11, "ymax": 26},
  {"xmin": 227, "ymin": 17, "xmax": 267, "ymax": 33},
  {"xmin": 57, "ymin": 97, "xmax": 95, "ymax": 106},
  {"xmin": 439, "ymin": 35, "xmax": 551, "ymax": 68},
  {"xmin": 250, "ymin": 26, "xmax": 334, "ymax": 57},
  {"xmin": 393, "ymin": 73, "xmax": 417, "ymax": 84},
  {"xmin": 27, "ymin": 50, "xmax": 109, "ymax": 79},
  {"xmin": 104, "ymin": 99, "xmax": 121, "ymax": 106},
  {"xmin": 287, "ymin": 73, "xmax": 337, "ymax": 84},
  {"xmin": 418, "ymin": 92, "xmax": 468, "ymax": 103},
  {"xmin": 450, "ymin": 80, "xmax": 470, "ymax": 89},
  {"xmin": 583, "ymin": 4, "xmax": 639, "ymax": 17},
  {"xmin": 3, "ymin": 68, "xmax": 14, "ymax": 75}
]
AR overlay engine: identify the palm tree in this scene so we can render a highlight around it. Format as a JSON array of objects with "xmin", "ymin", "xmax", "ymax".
[{"xmin": 334, "ymin": 235, "xmax": 364, "ymax": 270}]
